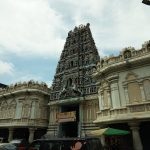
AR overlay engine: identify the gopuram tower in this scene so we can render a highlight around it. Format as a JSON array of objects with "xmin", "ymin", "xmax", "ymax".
[{"xmin": 46, "ymin": 23, "xmax": 100, "ymax": 138}]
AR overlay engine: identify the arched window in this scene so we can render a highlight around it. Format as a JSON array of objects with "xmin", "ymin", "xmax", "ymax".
[
  {"xmin": 70, "ymin": 61, "xmax": 74, "ymax": 67},
  {"xmin": 124, "ymin": 50, "xmax": 131, "ymax": 59}
]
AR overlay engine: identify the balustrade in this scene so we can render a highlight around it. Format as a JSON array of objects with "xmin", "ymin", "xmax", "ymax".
[{"xmin": 96, "ymin": 102, "xmax": 150, "ymax": 121}]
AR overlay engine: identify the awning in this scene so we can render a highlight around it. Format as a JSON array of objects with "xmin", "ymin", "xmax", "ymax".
[{"xmin": 91, "ymin": 127, "xmax": 130, "ymax": 136}]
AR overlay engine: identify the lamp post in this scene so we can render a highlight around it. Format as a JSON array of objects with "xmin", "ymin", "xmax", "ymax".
[{"xmin": 142, "ymin": 0, "xmax": 150, "ymax": 5}]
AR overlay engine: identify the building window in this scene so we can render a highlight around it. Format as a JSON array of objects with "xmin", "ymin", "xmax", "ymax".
[
  {"xmin": 70, "ymin": 61, "xmax": 74, "ymax": 67},
  {"xmin": 86, "ymin": 88, "xmax": 90, "ymax": 93},
  {"xmin": 74, "ymin": 61, "xmax": 77, "ymax": 67},
  {"xmin": 124, "ymin": 50, "xmax": 131, "ymax": 59},
  {"xmin": 93, "ymin": 87, "xmax": 96, "ymax": 92},
  {"xmin": 68, "ymin": 78, "xmax": 72, "ymax": 86},
  {"xmin": 90, "ymin": 86, "xmax": 96, "ymax": 93}
]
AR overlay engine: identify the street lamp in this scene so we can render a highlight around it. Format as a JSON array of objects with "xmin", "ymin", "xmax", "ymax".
[{"xmin": 142, "ymin": 0, "xmax": 150, "ymax": 5}]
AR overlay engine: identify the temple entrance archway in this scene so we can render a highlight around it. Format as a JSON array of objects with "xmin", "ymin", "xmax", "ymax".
[{"xmin": 59, "ymin": 104, "xmax": 79, "ymax": 137}]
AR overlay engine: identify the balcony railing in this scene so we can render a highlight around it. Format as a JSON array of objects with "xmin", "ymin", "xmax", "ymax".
[
  {"xmin": 0, "ymin": 118, "xmax": 48, "ymax": 126},
  {"xmin": 96, "ymin": 102, "xmax": 150, "ymax": 120}
]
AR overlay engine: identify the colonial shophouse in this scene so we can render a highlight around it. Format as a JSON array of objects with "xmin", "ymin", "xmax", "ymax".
[
  {"xmin": 0, "ymin": 80, "xmax": 50, "ymax": 142},
  {"xmin": 93, "ymin": 40, "xmax": 150, "ymax": 150}
]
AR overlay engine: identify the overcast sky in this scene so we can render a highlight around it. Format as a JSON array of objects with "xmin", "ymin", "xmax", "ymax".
[{"xmin": 0, "ymin": 0, "xmax": 149, "ymax": 87}]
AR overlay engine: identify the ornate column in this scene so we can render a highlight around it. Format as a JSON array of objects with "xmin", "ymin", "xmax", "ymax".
[
  {"xmin": 8, "ymin": 128, "xmax": 14, "ymax": 142},
  {"xmin": 128, "ymin": 122, "xmax": 143, "ymax": 150},
  {"xmin": 81, "ymin": 104, "xmax": 84, "ymax": 123},
  {"xmin": 101, "ymin": 92, "xmax": 104, "ymax": 108},
  {"xmin": 91, "ymin": 103, "xmax": 94, "ymax": 121},
  {"xmin": 49, "ymin": 107, "xmax": 52, "ymax": 124},
  {"xmin": 21, "ymin": 107, "xmax": 25, "ymax": 118},
  {"xmin": 38, "ymin": 108, "xmax": 41, "ymax": 118},
  {"xmin": 13, "ymin": 107, "xmax": 16, "ymax": 118},
  {"xmin": 107, "ymin": 90, "xmax": 111, "ymax": 108},
  {"xmin": 143, "ymin": 80, "xmax": 150, "ymax": 100},
  {"xmin": 28, "ymin": 128, "xmax": 35, "ymax": 143},
  {"xmin": 139, "ymin": 82, "xmax": 146, "ymax": 102},
  {"xmin": 95, "ymin": 102, "xmax": 99, "ymax": 118},
  {"xmin": 30, "ymin": 100, "xmax": 38, "ymax": 119},
  {"xmin": 85, "ymin": 104, "xmax": 88, "ymax": 123},
  {"xmin": 87, "ymin": 104, "xmax": 90, "ymax": 122},
  {"xmin": 4, "ymin": 107, "xmax": 8, "ymax": 118},
  {"xmin": 89, "ymin": 103, "xmax": 92, "ymax": 122},
  {"xmin": 28, "ymin": 106, "xmax": 31, "ymax": 117},
  {"xmin": 123, "ymin": 85, "xmax": 130, "ymax": 104},
  {"xmin": 16, "ymin": 100, "xmax": 23, "ymax": 118},
  {"xmin": 110, "ymin": 81, "xmax": 121, "ymax": 109},
  {"xmin": 98, "ymin": 89, "xmax": 102, "ymax": 111}
]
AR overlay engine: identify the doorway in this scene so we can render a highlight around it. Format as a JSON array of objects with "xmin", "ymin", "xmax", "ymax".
[
  {"xmin": 60, "ymin": 104, "xmax": 79, "ymax": 137},
  {"xmin": 14, "ymin": 128, "xmax": 29, "ymax": 140}
]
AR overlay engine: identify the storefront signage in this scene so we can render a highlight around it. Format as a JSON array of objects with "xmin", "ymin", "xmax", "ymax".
[{"xmin": 56, "ymin": 111, "xmax": 76, "ymax": 123}]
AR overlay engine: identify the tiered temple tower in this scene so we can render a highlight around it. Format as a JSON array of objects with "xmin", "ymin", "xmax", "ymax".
[
  {"xmin": 51, "ymin": 23, "xmax": 100, "ymax": 100},
  {"xmin": 47, "ymin": 23, "xmax": 100, "ymax": 137}
]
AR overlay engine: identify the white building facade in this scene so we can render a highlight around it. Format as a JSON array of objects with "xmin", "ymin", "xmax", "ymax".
[
  {"xmin": 0, "ymin": 80, "xmax": 50, "ymax": 142},
  {"xmin": 93, "ymin": 40, "xmax": 150, "ymax": 150}
]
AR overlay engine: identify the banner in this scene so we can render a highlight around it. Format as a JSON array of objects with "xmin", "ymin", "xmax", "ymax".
[{"xmin": 56, "ymin": 111, "xmax": 76, "ymax": 123}]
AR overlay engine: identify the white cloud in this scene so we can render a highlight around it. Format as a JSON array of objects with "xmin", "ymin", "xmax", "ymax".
[
  {"xmin": 58, "ymin": 0, "xmax": 150, "ymax": 57},
  {"xmin": 0, "ymin": 0, "xmax": 66, "ymax": 59},
  {"xmin": 0, "ymin": 0, "xmax": 149, "ymax": 59},
  {"xmin": 0, "ymin": 61, "xmax": 14, "ymax": 75},
  {"xmin": 0, "ymin": 0, "xmax": 150, "ymax": 86}
]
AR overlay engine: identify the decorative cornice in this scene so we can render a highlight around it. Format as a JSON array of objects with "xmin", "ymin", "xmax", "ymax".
[
  {"xmin": 48, "ymin": 97, "xmax": 84, "ymax": 106},
  {"xmin": 0, "ymin": 80, "xmax": 50, "ymax": 96},
  {"xmin": 95, "ymin": 53, "xmax": 150, "ymax": 77}
]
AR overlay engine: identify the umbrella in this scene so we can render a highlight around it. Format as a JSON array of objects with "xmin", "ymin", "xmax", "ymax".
[{"xmin": 91, "ymin": 127, "xmax": 130, "ymax": 136}]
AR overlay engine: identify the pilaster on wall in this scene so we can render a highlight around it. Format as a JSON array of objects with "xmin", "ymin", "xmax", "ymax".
[
  {"xmin": 98, "ymin": 89, "xmax": 102, "ymax": 111},
  {"xmin": 138, "ymin": 81, "xmax": 146, "ymax": 102},
  {"xmin": 46, "ymin": 106, "xmax": 60, "ymax": 137},
  {"xmin": 107, "ymin": 90, "xmax": 111, "ymax": 108},
  {"xmin": 110, "ymin": 81, "xmax": 121, "ymax": 109},
  {"xmin": 123, "ymin": 85, "xmax": 130, "ymax": 104},
  {"xmin": 15, "ymin": 100, "xmax": 23, "ymax": 119},
  {"xmin": 30, "ymin": 99, "xmax": 38, "ymax": 119},
  {"xmin": 122, "ymin": 74, "xmax": 150, "ymax": 104},
  {"xmin": 81, "ymin": 100, "xmax": 99, "ymax": 137}
]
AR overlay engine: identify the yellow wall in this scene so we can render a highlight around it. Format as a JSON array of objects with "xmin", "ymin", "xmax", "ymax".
[
  {"xmin": 103, "ymin": 90, "xmax": 108, "ymax": 107},
  {"xmin": 127, "ymin": 74, "xmax": 137, "ymax": 80},
  {"xmin": 128, "ymin": 82, "xmax": 142, "ymax": 103}
]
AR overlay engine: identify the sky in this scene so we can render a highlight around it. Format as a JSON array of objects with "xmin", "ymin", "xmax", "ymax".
[{"xmin": 0, "ymin": 0, "xmax": 150, "ymax": 87}]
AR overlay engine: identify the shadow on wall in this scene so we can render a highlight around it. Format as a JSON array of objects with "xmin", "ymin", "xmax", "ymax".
[
  {"xmin": 109, "ymin": 123, "xmax": 133, "ymax": 150},
  {"xmin": 139, "ymin": 121, "xmax": 150, "ymax": 150}
]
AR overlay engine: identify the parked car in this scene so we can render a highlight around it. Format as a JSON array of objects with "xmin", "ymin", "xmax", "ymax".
[
  {"xmin": 0, "ymin": 137, "xmax": 8, "ymax": 143},
  {"xmin": 0, "ymin": 143, "xmax": 19, "ymax": 150},
  {"xmin": 25, "ymin": 137, "xmax": 104, "ymax": 150},
  {"xmin": 10, "ymin": 139, "xmax": 29, "ymax": 149}
]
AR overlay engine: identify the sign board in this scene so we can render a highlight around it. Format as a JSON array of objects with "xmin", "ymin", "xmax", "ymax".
[{"xmin": 56, "ymin": 111, "xmax": 76, "ymax": 123}]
